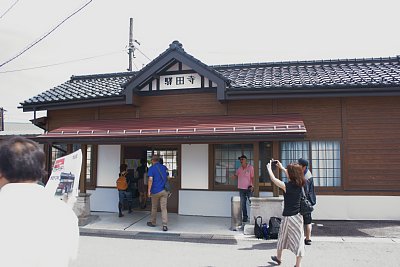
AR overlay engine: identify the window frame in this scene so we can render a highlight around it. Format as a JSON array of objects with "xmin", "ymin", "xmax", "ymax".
[
  {"xmin": 279, "ymin": 140, "xmax": 343, "ymax": 191},
  {"xmin": 84, "ymin": 144, "xmax": 98, "ymax": 190},
  {"xmin": 210, "ymin": 143, "xmax": 254, "ymax": 191}
]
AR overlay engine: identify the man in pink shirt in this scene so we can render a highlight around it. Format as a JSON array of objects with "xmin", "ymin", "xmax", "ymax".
[{"xmin": 232, "ymin": 155, "xmax": 254, "ymax": 222}]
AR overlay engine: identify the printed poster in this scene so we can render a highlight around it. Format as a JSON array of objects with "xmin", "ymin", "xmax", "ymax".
[{"xmin": 45, "ymin": 149, "xmax": 83, "ymax": 207}]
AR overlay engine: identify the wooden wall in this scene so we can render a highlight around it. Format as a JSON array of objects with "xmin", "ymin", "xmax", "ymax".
[
  {"xmin": 47, "ymin": 93, "xmax": 400, "ymax": 195},
  {"xmin": 343, "ymin": 96, "xmax": 400, "ymax": 192}
]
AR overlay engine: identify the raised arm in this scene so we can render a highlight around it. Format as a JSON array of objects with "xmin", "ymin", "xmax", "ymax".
[
  {"xmin": 276, "ymin": 160, "xmax": 288, "ymax": 177},
  {"xmin": 267, "ymin": 160, "xmax": 286, "ymax": 193}
]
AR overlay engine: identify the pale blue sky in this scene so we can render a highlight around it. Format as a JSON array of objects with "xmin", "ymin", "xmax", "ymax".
[{"xmin": 1, "ymin": 0, "xmax": 399, "ymax": 122}]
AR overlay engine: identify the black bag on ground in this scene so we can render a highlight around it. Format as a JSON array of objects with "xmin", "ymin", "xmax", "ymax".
[
  {"xmin": 254, "ymin": 216, "xmax": 264, "ymax": 239},
  {"xmin": 268, "ymin": 217, "xmax": 282, "ymax": 239}
]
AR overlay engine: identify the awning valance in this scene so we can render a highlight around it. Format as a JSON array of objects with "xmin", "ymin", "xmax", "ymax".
[{"xmin": 39, "ymin": 114, "xmax": 306, "ymax": 143}]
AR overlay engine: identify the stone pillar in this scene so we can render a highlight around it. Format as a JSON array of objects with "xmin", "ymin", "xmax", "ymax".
[
  {"xmin": 244, "ymin": 196, "xmax": 284, "ymax": 235},
  {"xmin": 73, "ymin": 193, "xmax": 92, "ymax": 226},
  {"xmin": 230, "ymin": 196, "xmax": 242, "ymax": 231}
]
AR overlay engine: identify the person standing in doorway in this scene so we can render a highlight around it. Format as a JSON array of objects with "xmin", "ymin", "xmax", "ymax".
[
  {"xmin": 297, "ymin": 158, "xmax": 316, "ymax": 245},
  {"xmin": 136, "ymin": 158, "xmax": 148, "ymax": 209},
  {"xmin": 147, "ymin": 155, "xmax": 169, "ymax": 231},
  {"xmin": 116, "ymin": 163, "xmax": 132, "ymax": 217},
  {"xmin": 0, "ymin": 137, "xmax": 79, "ymax": 267},
  {"xmin": 231, "ymin": 154, "xmax": 254, "ymax": 223}
]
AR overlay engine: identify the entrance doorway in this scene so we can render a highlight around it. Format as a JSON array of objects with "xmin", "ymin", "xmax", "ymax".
[{"xmin": 122, "ymin": 145, "xmax": 180, "ymax": 213}]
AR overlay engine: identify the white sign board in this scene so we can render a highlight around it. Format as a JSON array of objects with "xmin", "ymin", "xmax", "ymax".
[
  {"xmin": 160, "ymin": 73, "xmax": 201, "ymax": 90},
  {"xmin": 45, "ymin": 149, "xmax": 82, "ymax": 207}
]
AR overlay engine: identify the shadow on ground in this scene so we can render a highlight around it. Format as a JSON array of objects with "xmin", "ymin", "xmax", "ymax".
[{"xmin": 313, "ymin": 220, "xmax": 400, "ymax": 238}]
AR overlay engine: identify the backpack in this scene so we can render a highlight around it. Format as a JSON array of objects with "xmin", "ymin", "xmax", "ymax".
[
  {"xmin": 268, "ymin": 217, "xmax": 282, "ymax": 239},
  {"xmin": 116, "ymin": 176, "xmax": 128, "ymax": 191},
  {"xmin": 254, "ymin": 216, "xmax": 264, "ymax": 239}
]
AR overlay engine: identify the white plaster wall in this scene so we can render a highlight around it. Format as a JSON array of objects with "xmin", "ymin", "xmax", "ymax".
[
  {"xmin": 96, "ymin": 145, "xmax": 120, "ymax": 187},
  {"xmin": 179, "ymin": 190, "xmax": 273, "ymax": 217},
  {"xmin": 313, "ymin": 195, "xmax": 400, "ymax": 220},
  {"xmin": 88, "ymin": 188, "xmax": 118, "ymax": 212},
  {"xmin": 181, "ymin": 144, "xmax": 208, "ymax": 189},
  {"xmin": 179, "ymin": 192, "xmax": 400, "ymax": 219}
]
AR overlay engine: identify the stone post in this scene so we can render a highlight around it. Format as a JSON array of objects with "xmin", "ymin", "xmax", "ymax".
[
  {"xmin": 73, "ymin": 192, "xmax": 92, "ymax": 226},
  {"xmin": 244, "ymin": 196, "xmax": 284, "ymax": 235}
]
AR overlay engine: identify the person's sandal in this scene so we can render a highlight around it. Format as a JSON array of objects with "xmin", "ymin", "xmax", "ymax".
[
  {"xmin": 163, "ymin": 226, "xmax": 168, "ymax": 231},
  {"xmin": 305, "ymin": 239, "xmax": 312, "ymax": 245},
  {"xmin": 271, "ymin": 256, "xmax": 281, "ymax": 265}
]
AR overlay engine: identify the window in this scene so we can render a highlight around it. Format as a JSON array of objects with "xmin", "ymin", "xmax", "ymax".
[
  {"xmin": 214, "ymin": 144, "xmax": 253, "ymax": 187},
  {"xmin": 280, "ymin": 141, "xmax": 341, "ymax": 187},
  {"xmin": 147, "ymin": 149, "xmax": 178, "ymax": 178},
  {"xmin": 311, "ymin": 141, "xmax": 341, "ymax": 186},
  {"xmin": 51, "ymin": 144, "xmax": 67, "ymax": 168}
]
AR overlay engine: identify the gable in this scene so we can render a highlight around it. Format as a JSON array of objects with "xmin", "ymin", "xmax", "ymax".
[{"xmin": 123, "ymin": 41, "xmax": 229, "ymax": 104}]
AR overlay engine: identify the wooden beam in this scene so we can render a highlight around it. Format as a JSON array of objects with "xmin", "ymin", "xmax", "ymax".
[
  {"xmin": 253, "ymin": 141, "xmax": 260, "ymax": 197},
  {"xmin": 272, "ymin": 141, "xmax": 280, "ymax": 197},
  {"xmin": 80, "ymin": 144, "xmax": 87, "ymax": 193}
]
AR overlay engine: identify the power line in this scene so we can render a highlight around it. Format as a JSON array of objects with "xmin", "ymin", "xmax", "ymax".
[
  {"xmin": 0, "ymin": 49, "xmax": 126, "ymax": 74},
  {"xmin": 0, "ymin": 0, "xmax": 93, "ymax": 68},
  {"xmin": 135, "ymin": 47, "xmax": 152, "ymax": 61},
  {"xmin": 0, "ymin": 0, "xmax": 19, "ymax": 20}
]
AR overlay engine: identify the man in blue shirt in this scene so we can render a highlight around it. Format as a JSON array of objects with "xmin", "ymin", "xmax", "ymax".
[{"xmin": 147, "ymin": 155, "xmax": 169, "ymax": 231}]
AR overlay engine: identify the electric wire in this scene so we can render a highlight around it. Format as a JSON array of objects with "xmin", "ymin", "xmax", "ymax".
[
  {"xmin": 0, "ymin": 0, "xmax": 93, "ymax": 68},
  {"xmin": 135, "ymin": 47, "xmax": 152, "ymax": 62},
  {"xmin": 132, "ymin": 60, "xmax": 139, "ymax": 71},
  {"xmin": 0, "ymin": 0, "xmax": 19, "ymax": 20},
  {"xmin": 0, "ymin": 49, "xmax": 125, "ymax": 74}
]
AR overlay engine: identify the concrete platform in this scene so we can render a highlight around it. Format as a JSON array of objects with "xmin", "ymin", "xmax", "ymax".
[{"xmin": 80, "ymin": 211, "xmax": 400, "ymax": 243}]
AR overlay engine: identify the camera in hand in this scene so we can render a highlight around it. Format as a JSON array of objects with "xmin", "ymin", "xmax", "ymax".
[{"xmin": 271, "ymin": 159, "xmax": 278, "ymax": 170}]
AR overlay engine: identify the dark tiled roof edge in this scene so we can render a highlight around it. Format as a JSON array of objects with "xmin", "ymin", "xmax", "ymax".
[
  {"xmin": 211, "ymin": 55, "xmax": 400, "ymax": 69},
  {"xmin": 70, "ymin": 71, "xmax": 136, "ymax": 81}
]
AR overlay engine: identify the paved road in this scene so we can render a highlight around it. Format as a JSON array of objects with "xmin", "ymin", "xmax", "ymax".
[{"xmin": 70, "ymin": 235, "xmax": 400, "ymax": 267}]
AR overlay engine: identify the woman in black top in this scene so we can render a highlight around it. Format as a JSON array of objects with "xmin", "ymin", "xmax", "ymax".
[{"xmin": 267, "ymin": 160, "xmax": 306, "ymax": 267}]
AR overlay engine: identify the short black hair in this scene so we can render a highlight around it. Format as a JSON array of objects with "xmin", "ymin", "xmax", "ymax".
[{"xmin": 0, "ymin": 137, "xmax": 46, "ymax": 182}]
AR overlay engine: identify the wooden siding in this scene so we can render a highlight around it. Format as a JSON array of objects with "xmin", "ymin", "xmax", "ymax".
[
  {"xmin": 46, "ymin": 93, "xmax": 400, "ymax": 195},
  {"xmin": 344, "ymin": 96, "xmax": 400, "ymax": 191},
  {"xmin": 48, "ymin": 108, "xmax": 96, "ymax": 130},
  {"xmin": 227, "ymin": 99, "xmax": 274, "ymax": 115},
  {"xmin": 137, "ymin": 93, "xmax": 227, "ymax": 117},
  {"xmin": 276, "ymin": 98, "xmax": 343, "ymax": 139}
]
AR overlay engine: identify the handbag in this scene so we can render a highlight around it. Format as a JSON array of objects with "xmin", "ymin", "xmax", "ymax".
[
  {"xmin": 156, "ymin": 165, "xmax": 172, "ymax": 192},
  {"xmin": 300, "ymin": 187, "xmax": 314, "ymax": 215}
]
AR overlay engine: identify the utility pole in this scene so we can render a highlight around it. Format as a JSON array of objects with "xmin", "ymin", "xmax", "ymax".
[
  {"xmin": 0, "ymin": 108, "xmax": 4, "ymax": 131},
  {"xmin": 127, "ymin": 18, "xmax": 140, "ymax": 72}
]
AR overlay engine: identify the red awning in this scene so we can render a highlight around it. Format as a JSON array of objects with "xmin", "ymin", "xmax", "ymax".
[{"xmin": 40, "ymin": 114, "xmax": 306, "ymax": 142}]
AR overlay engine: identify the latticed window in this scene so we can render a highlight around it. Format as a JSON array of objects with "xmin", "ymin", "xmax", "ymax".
[
  {"xmin": 214, "ymin": 144, "xmax": 253, "ymax": 186},
  {"xmin": 147, "ymin": 149, "xmax": 178, "ymax": 178},
  {"xmin": 280, "ymin": 141, "xmax": 341, "ymax": 187}
]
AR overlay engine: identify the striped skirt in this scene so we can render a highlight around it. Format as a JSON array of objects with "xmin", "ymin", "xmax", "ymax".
[{"xmin": 277, "ymin": 213, "xmax": 305, "ymax": 257}]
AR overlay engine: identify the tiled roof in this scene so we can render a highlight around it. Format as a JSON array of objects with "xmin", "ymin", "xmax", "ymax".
[
  {"xmin": 21, "ymin": 44, "xmax": 400, "ymax": 107},
  {"xmin": 21, "ymin": 72, "xmax": 135, "ymax": 106},
  {"xmin": 214, "ymin": 56, "xmax": 400, "ymax": 89}
]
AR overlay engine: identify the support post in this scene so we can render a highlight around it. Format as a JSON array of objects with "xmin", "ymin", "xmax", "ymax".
[
  {"xmin": 253, "ymin": 141, "xmax": 260, "ymax": 197},
  {"xmin": 80, "ymin": 144, "xmax": 87, "ymax": 194}
]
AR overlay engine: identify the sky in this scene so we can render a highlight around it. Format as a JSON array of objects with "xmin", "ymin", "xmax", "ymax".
[{"xmin": 0, "ymin": 0, "xmax": 399, "ymax": 122}]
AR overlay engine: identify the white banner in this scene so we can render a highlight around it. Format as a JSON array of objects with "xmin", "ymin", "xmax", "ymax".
[{"xmin": 45, "ymin": 150, "xmax": 82, "ymax": 207}]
